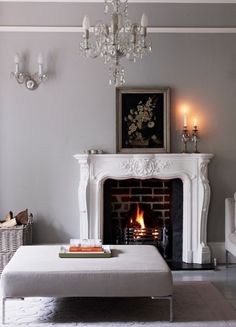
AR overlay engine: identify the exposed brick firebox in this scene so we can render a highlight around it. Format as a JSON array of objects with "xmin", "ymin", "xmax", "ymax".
[
  {"xmin": 110, "ymin": 179, "xmax": 171, "ymax": 221},
  {"xmin": 103, "ymin": 178, "xmax": 183, "ymax": 262}
]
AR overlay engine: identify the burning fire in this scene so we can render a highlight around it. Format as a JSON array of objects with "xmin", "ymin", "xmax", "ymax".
[
  {"xmin": 129, "ymin": 204, "xmax": 145, "ymax": 229},
  {"xmin": 135, "ymin": 205, "xmax": 145, "ymax": 229},
  {"xmin": 127, "ymin": 204, "xmax": 159, "ymax": 241}
]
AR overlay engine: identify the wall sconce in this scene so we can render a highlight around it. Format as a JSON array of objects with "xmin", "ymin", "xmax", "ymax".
[{"xmin": 11, "ymin": 53, "xmax": 48, "ymax": 90}]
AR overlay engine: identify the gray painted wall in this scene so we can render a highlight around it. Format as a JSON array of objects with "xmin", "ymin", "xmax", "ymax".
[{"xmin": 0, "ymin": 3, "xmax": 236, "ymax": 244}]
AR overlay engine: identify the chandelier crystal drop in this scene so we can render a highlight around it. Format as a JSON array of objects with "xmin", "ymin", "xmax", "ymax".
[{"xmin": 80, "ymin": 0, "xmax": 152, "ymax": 86}]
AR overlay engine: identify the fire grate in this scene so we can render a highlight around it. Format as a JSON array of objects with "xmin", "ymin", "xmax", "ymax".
[{"xmin": 123, "ymin": 227, "xmax": 160, "ymax": 245}]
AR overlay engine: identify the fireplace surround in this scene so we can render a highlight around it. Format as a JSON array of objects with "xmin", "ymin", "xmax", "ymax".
[{"xmin": 74, "ymin": 153, "xmax": 213, "ymax": 264}]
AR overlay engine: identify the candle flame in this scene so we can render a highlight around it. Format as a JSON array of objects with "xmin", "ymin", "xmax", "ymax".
[{"xmin": 181, "ymin": 104, "xmax": 189, "ymax": 115}]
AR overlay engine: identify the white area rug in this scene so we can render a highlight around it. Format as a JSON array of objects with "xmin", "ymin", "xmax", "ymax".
[{"xmin": 1, "ymin": 282, "xmax": 236, "ymax": 326}]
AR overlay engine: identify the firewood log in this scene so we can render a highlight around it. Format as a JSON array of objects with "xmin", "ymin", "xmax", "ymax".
[
  {"xmin": 15, "ymin": 209, "xmax": 28, "ymax": 225},
  {"xmin": 0, "ymin": 218, "xmax": 17, "ymax": 228},
  {"xmin": 2, "ymin": 211, "xmax": 13, "ymax": 222}
]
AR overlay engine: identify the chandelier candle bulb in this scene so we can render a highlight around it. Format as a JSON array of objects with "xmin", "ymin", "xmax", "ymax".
[
  {"xmin": 141, "ymin": 14, "xmax": 148, "ymax": 37},
  {"xmin": 111, "ymin": 13, "xmax": 118, "ymax": 34},
  {"xmin": 82, "ymin": 15, "xmax": 90, "ymax": 40},
  {"xmin": 141, "ymin": 13, "xmax": 148, "ymax": 27},
  {"xmin": 105, "ymin": 24, "xmax": 109, "ymax": 36},
  {"xmin": 82, "ymin": 16, "xmax": 90, "ymax": 41},
  {"xmin": 193, "ymin": 119, "xmax": 198, "ymax": 129},
  {"xmin": 82, "ymin": 16, "xmax": 90, "ymax": 30}
]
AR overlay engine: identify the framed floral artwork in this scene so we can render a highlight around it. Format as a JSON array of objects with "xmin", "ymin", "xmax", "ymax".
[{"xmin": 116, "ymin": 87, "xmax": 170, "ymax": 153}]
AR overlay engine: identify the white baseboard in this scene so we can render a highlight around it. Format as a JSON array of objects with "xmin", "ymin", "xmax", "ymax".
[{"xmin": 208, "ymin": 242, "xmax": 236, "ymax": 264}]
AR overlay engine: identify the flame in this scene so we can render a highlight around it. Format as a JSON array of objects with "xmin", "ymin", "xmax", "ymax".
[
  {"xmin": 127, "ymin": 205, "xmax": 160, "ymax": 242},
  {"xmin": 136, "ymin": 205, "xmax": 145, "ymax": 229},
  {"xmin": 128, "ymin": 204, "xmax": 145, "ymax": 229}
]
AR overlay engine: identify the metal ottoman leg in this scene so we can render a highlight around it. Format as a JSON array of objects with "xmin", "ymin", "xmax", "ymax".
[
  {"xmin": 2, "ymin": 297, "xmax": 24, "ymax": 324},
  {"xmin": 226, "ymin": 250, "xmax": 229, "ymax": 268},
  {"xmin": 2, "ymin": 297, "xmax": 6, "ymax": 325},
  {"xmin": 169, "ymin": 296, "xmax": 173, "ymax": 322},
  {"xmin": 151, "ymin": 295, "xmax": 173, "ymax": 322}
]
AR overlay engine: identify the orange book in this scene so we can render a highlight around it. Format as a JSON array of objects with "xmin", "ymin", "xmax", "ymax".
[{"xmin": 69, "ymin": 246, "xmax": 104, "ymax": 253}]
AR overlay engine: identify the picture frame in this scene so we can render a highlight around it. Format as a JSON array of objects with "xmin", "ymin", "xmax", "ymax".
[{"xmin": 116, "ymin": 87, "xmax": 170, "ymax": 153}]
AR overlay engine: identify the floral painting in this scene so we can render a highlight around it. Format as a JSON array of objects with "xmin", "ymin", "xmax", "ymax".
[{"xmin": 116, "ymin": 88, "xmax": 170, "ymax": 153}]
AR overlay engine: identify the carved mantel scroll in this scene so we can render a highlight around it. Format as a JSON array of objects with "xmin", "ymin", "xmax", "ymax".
[
  {"xmin": 121, "ymin": 159, "xmax": 173, "ymax": 176},
  {"xmin": 74, "ymin": 153, "xmax": 214, "ymax": 264}
]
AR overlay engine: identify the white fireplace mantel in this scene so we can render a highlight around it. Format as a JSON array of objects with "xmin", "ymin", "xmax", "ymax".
[{"xmin": 74, "ymin": 153, "xmax": 214, "ymax": 264}]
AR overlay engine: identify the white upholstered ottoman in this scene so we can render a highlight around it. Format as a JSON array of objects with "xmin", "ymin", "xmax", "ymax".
[{"xmin": 1, "ymin": 244, "xmax": 173, "ymax": 323}]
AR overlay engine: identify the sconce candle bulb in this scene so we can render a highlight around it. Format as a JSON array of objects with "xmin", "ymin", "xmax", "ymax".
[
  {"xmin": 14, "ymin": 53, "xmax": 20, "ymax": 74},
  {"xmin": 38, "ymin": 53, "xmax": 43, "ymax": 75},
  {"xmin": 38, "ymin": 53, "xmax": 43, "ymax": 65},
  {"xmin": 14, "ymin": 53, "xmax": 20, "ymax": 64}
]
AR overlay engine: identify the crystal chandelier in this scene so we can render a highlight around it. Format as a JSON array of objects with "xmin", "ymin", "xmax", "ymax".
[{"xmin": 80, "ymin": 0, "xmax": 152, "ymax": 86}]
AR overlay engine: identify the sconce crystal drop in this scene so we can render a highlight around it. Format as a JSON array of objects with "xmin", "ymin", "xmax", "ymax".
[{"xmin": 80, "ymin": 0, "xmax": 152, "ymax": 86}]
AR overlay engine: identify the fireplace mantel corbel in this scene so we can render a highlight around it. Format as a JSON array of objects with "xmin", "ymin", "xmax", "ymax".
[{"xmin": 74, "ymin": 153, "xmax": 214, "ymax": 264}]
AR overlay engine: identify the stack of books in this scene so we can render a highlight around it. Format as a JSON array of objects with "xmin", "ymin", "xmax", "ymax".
[{"xmin": 59, "ymin": 239, "xmax": 111, "ymax": 258}]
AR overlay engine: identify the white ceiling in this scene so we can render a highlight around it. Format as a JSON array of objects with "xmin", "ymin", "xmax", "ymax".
[{"xmin": 0, "ymin": 0, "xmax": 236, "ymax": 3}]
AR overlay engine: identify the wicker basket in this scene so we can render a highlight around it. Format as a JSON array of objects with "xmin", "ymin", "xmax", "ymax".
[{"xmin": 0, "ymin": 222, "xmax": 32, "ymax": 273}]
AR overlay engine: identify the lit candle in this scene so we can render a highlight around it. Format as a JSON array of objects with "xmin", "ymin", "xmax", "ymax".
[
  {"xmin": 182, "ymin": 106, "xmax": 188, "ymax": 128},
  {"xmin": 193, "ymin": 119, "xmax": 198, "ymax": 129},
  {"xmin": 183, "ymin": 114, "xmax": 187, "ymax": 127},
  {"xmin": 14, "ymin": 53, "xmax": 20, "ymax": 74},
  {"xmin": 38, "ymin": 53, "xmax": 43, "ymax": 75}
]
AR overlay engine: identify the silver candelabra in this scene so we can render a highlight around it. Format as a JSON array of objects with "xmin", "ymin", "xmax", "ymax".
[
  {"xmin": 181, "ymin": 126, "xmax": 200, "ymax": 153},
  {"xmin": 191, "ymin": 126, "xmax": 199, "ymax": 153},
  {"xmin": 181, "ymin": 127, "xmax": 190, "ymax": 153}
]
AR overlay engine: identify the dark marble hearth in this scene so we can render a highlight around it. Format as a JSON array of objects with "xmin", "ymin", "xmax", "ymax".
[{"xmin": 168, "ymin": 261, "xmax": 215, "ymax": 271}]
